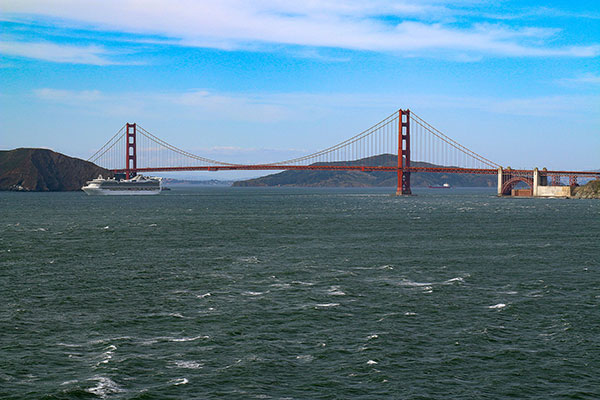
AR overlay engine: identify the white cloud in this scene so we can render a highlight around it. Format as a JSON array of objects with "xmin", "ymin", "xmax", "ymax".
[
  {"xmin": 3, "ymin": 0, "xmax": 598, "ymax": 58},
  {"xmin": 0, "ymin": 40, "xmax": 121, "ymax": 65}
]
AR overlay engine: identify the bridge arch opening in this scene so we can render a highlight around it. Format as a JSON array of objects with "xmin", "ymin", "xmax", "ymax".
[{"xmin": 501, "ymin": 176, "xmax": 533, "ymax": 196}]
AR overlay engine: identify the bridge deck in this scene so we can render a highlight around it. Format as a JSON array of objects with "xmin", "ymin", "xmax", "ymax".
[{"xmin": 113, "ymin": 165, "xmax": 599, "ymax": 177}]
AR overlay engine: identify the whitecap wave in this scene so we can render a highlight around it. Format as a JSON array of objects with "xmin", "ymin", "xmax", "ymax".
[
  {"xmin": 270, "ymin": 283, "xmax": 291, "ymax": 288},
  {"xmin": 142, "ymin": 335, "xmax": 209, "ymax": 344},
  {"xmin": 444, "ymin": 277, "xmax": 464, "ymax": 284},
  {"xmin": 171, "ymin": 378, "xmax": 189, "ymax": 385},
  {"xmin": 292, "ymin": 281, "xmax": 315, "ymax": 286},
  {"xmin": 85, "ymin": 376, "xmax": 124, "ymax": 397},
  {"xmin": 399, "ymin": 279, "xmax": 432, "ymax": 287},
  {"xmin": 296, "ymin": 354, "xmax": 314, "ymax": 362},
  {"xmin": 315, "ymin": 303, "xmax": 339, "ymax": 308},
  {"xmin": 145, "ymin": 312, "xmax": 188, "ymax": 319},
  {"xmin": 88, "ymin": 336, "xmax": 132, "ymax": 345},
  {"xmin": 96, "ymin": 345, "xmax": 116, "ymax": 366},
  {"xmin": 172, "ymin": 360, "xmax": 203, "ymax": 369},
  {"xmin": 328, "ymin": 286, "xmax": 346, "ymax": 296},
  {"xmin": 169, "ymin": 335, "xmax": 209, "ymax": 342},
  {"xmin": 57, "ymin": 342, "xmax": 83, "ymax": 348},
  {"xmin": 243, "ymin": 291, "xmax": 266, "ymax": 296}
]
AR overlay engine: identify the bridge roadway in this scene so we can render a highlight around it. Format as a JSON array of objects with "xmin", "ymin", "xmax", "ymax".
[{"xmin": 114, "ymin": 165, "xmax": 599, "ymax": 177}]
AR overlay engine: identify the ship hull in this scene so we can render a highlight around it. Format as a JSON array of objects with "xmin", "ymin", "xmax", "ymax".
[{"xmin": 82, "ymin": 187, "xmax": 161, "ymax": 195}]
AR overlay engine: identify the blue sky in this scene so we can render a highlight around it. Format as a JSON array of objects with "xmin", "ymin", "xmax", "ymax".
[{"xmin": 1, "ymin": 0, "xmax": 599, "ymax": 178}]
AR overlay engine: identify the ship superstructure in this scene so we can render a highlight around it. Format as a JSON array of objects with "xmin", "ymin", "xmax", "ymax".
[{"xmin": 82, "ymin": 174, "xmax": 162, "ymax": 195}]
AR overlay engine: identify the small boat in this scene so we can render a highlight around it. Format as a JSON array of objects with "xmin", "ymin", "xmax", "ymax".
[{"xmin": 428, "ymin": 183, "xmax": 452, "ymax": 189}]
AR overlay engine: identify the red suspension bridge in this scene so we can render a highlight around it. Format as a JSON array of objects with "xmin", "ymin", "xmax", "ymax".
[{"xmin": 89, "ymin": 109, "xmax": 598, "ymax": 196}]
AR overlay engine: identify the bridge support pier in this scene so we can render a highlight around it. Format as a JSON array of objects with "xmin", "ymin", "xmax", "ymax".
[
  {"xmin": 497, "ymin": 167, "xmax": 503, "ymax": 196},
  {"xmin": 499, "ymin": 166, "xmax": 574, "ymax": 197},
  {"xmin": 533, "ymin": 168, "xmax": 539, "ymax": 197}
]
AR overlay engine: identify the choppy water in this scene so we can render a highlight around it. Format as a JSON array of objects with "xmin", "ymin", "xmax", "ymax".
[{"xmin": 1, "ymin": 187, "xmax": 599, "ymax": 399}]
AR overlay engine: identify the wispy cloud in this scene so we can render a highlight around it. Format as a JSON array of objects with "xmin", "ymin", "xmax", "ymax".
[
  {"xmin": 185, "ymin": 145, "xmax": 309, "ymax": 164},
  {"xmin": 161, "ymin": 90, "xmax": 293, "ymax": 122},
  {"xmin": 3, "ymin": 0, "xmax": 599, "ymax": 59},
  {"xmin": 33, "ymin": 87, "xmax": 600, "ymax": 122},
  {"xmin": 0, "ymin": 40, "xmax": 124, "ymax": 65},
  {"xmin": 482, "ymin": 95, "xmax": 597, "ymax": 117},
  {"xmin": 560, "ymin": 73, "xmax": 600, "ymax": 85},
  {"xmin": 35, "ymin": 88, "xmax": 103, "ymax": 101},
  {"xmin": 33, "ymin": 88, "xmax": 294, "ymax": 122},
  {"xmin": 478, "ymin": 6, "xmax": 600, "ymax": 21}
]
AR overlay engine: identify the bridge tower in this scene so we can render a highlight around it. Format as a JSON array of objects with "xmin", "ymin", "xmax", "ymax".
[
  {"xmin": 126, "ymin": 123, "xmax": 137, "ymax": 179},
  {"xmin": 397, "ymin": 109, "xmax": 411, "ymax": 195}
]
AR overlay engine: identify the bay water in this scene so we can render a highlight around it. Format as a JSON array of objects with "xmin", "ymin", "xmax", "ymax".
[{"xmin": 1, "ymin": 187, "xmax": 599, "ymax": 399}]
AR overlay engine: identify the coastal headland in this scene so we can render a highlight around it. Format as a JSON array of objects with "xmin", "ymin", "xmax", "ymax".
[{"xmin": 0, "ymin": 148, "xmax": 111, "ymax": 191}]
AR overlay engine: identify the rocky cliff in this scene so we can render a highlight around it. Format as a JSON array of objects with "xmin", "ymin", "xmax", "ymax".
[
  {"xmin": 0, "ymin": 148, "xmax": 112, "ymax": 191},
  {"xmin": 572, "ymin": 180, "xmax": 600, "ymax": 199}
]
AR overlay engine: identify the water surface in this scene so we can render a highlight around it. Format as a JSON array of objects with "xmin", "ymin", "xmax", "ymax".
[{"xmin": 1, "ymin": 187, "xmax": 599, "ymax": 399}]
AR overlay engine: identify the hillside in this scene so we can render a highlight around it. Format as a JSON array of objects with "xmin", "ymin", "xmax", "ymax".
[
  {"xmin": 233, "ymin": 154, "xmax": 496, "ymax": 187},
  {"xmin": 0, "ymin": 148, "xmax": 111, "ymax": 191}
]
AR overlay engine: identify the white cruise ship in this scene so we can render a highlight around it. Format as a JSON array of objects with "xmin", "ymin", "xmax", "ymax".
[{"xmin": 82, "ymin": 175, "xmax": 162, "ymax": 195}]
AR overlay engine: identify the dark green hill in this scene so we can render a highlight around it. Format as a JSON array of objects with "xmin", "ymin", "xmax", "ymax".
[
  {"xmin": 233, "ymin": 154, "xmax": 496, "ymax": 187},
  {"xmin": 0, "ymin": 148, "xmax": 111, "ymax": 191}
]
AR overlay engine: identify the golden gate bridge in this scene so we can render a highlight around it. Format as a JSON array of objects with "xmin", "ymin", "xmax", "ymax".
[{"xmin": 89, "ymin": 109, "xmax": 598, "ymax": 196}]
